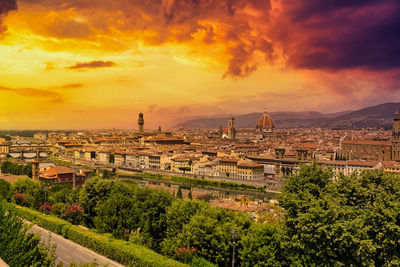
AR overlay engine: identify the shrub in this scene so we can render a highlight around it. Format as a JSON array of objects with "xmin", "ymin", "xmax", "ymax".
[
  {"xmin": 174, "ymin": 247, "xmax": 197, "ymax": 264},
  {"xmin": 1, "ymin": 161, "xmax": 32, "ymax": 177},
  {"xmin": 39, "ymin": 202, "xmax": 52, "ymax": 214},
  {"xmin": 0, "ymin": 179, "xmax": 10, "ymax": 199},
  {"xmin": 79, "ymin": 177, "xmax": 115, "ymax": 226},
  {"xmin": 13, "ymin": 206, "xmax": 69, "ymax": 234},
  {"xmin": 12, "ymin": 178, "xmax": 45, "ymax": 209},
  {"xmin": 13, "ymin": 205, "xmax": 187, "ymax": 267},
  {"xmin": 190, "ymin": 258, "xmax": 217, "ymax": 267},
  {"xmin": 52, "ymin": 202, "xmax": 66, "ymax": 216},
  {"xmin": 64, "ymin": 204, "xmax": 84, "ymax": 225},
  {"xmin": 13, "ymin": 193, "xmax": 25, "ymax": 205},
  {"xmin": 48, "ymin": 188, "xmax": 70, "ymax": 204},
  {"xmin": 0, "ymin": 201, "xmax": 56, "ymax": 266}
]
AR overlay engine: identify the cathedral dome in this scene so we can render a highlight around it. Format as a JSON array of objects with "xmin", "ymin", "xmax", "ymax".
[{"xmin": 256, "ymin": 110, "xmax": 275, "ymax": 130}]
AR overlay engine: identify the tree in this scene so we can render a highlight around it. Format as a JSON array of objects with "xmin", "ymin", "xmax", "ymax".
[
  {"xmin": 176, "ymin": 186, "xmax": 183, "ymax": 199},
  {"xmin": 1, "ymin": 161, "xmax": 32, "ymax": 177},
  {"xmin": 79, "ymin": 177, "xmax": 115, "ymax": 226},
  {"xmin": 0, "ymin": 200, "xmax": 56, "ymax": 266},
  {"xmin": 188, "ymin": 189, "xmax": 192, "ymax": 200},
  {"xmin": 109, "ymin": 153, "xmax": 115, "ymax": 164},
  {"xmin": 168, "ymin": 206, "xmax": 253, "ymax": 266},
  {"xmin": 95, "ymin": 190, "xmax": 137, "ymax": 238},
  {"xmin": 12, "ymin": 177, "xmax": 46, "ymax": 209},
  {"xmin": 0, "ymin": 179, "xmax": 10, "ymax": 199},
  {"xmin": 279, "ymin": 165, "xmax": 400, "ymax": 266},
  {"xmin": 132, "ymin": 187, "xmax": 174, "ymax": 251},
  {"xmin": 161, "ymin": 199, "xmax": 208, "ymax": 255},
  {"xmin": 239, "ymin": 223, "xmax": 283, "ymax": 267},
  {"xmin": 102, "ymin": 169, "xmax": 110, "ymax": 178}
]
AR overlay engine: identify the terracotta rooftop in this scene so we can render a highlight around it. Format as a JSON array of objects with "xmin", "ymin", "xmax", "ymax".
[
  {"xmin": 219, "ymin": 158, "xmax": 239, "ymax": 163},
  {"xmin": 342, "ymin": 140, "xmax": 391, "ymax": 146}
]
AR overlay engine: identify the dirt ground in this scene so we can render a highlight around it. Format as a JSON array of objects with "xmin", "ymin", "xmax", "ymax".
[{"xmin": 0, "ymin": 173, "xmax": 27, "ymax": 183}]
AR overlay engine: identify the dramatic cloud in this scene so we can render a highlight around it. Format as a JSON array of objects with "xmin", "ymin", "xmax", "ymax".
[
  {"xmin": 67, "ymin": 60, "xmax": 115, "ymax": 70},
  {"xmin": 0, "ymin": 85, "xmax": 64, "ymax": 103},
  {"xmin": 276, "ymin": 0, "xmax": 400, "ymax": 71},
  {"xmin": 2, "ymin": 0, "xmax": 400, "ymax": 129},
  {"xmin": 17, "ymin": 0, "xmax": 274, "ymax": 77},
  {"xmin": 43, "ymin": 17, "xmax": 92, "ymax": 39},
  {"xmin": 12, "ymin": 0, "xmax": 400, "ymax": 76},
  {"xmin": 0, "ymin": 0, "xmax": 17, "ymax": 35}
]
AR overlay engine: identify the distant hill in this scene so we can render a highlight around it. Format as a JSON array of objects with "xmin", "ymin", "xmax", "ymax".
[
  {"xmin": 173, "ymin": 110, "xmax": 353, "ymax": 129},
  {"xmin": 173, "ymin": 102, "xmax": 400, "ymax": 129},
  {"xmin": 315, "ymin": 102, "xmax": 400, "ymax": 128}
]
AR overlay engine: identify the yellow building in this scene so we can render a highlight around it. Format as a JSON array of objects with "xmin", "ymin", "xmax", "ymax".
[
  {"xmin": 382, "ymin": 161, "xmax": 400, "ymax": 173},
  {"xmin": 237, "ymin": 163, "xmax": 264, "ymax": 180},
  {"xmin": 171, "ymin": 157, "xmax": 192, "ymax": 173},
  {"xmin": 218, "ymin": 158, "xmax": 239, "ymax": 178},
  {"xmin": 0, "ymin": 141, "xmax": 9, "ymax": 155}
]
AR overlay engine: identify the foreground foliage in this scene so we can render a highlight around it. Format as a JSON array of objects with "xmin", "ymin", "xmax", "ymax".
[
  {"xmin": 1, "ymin": 160, "xmax": 32, "ymax": 178},
  {"xmin": 0, "ymin": 200, "xmax": 56, "ymax": 266},
  {"xmin": 13, "ymin": 205, "xmax": 187, "ymax": 267},
  {"xmin": 8, "ymin": 163, "xmax": 400, "ymax": 266},
  {"xmin": 279, "ymin": 164, "xmax": 400, "ymax": 266}
]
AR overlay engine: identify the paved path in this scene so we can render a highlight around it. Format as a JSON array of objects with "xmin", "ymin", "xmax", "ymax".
[
  {"xmin": 28, "ymin": 224, "xmax": 125, "ymax": 266},
  {"xmin": 0, "ymin": 258, "xmax": 9, "ymax": 267}
]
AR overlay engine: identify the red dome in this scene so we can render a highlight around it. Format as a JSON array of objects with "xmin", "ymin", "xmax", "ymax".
[{"xmin": 256, "ymin": 110, "xmax": 275, "ymax": 129}]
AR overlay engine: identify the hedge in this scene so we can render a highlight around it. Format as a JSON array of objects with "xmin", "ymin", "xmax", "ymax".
[{"xmin": 14, "ymin": 205, "xmax": 187, "ymax": 267}]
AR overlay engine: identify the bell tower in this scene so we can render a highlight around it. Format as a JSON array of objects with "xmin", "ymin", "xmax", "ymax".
[
  {"xmin": 392, "ymin": 109, "xmax": 400, "ymax": 160},
  {"xmin": 228, "ymin": 116, "xmax": 236, "ymax": 139},
  {"xmin": 138, "ymin": 112, "xmax": 144, "ymax": 132}
]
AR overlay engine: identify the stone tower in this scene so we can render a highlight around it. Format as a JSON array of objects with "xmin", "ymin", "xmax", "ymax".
[
  {"xmin": 392, "ymin": 109, "xmax": 400, "ymax": 161},
  {"xmin": 138, "ymin": 112, "xmax": 144, "ymax": 132},
  {"xmin": 228, "ymin": 117, "xmax": 236, "ymax": 139},
  {"xmin": 32, "ymin": 161, "xmax": 40, "ymax": 181}
]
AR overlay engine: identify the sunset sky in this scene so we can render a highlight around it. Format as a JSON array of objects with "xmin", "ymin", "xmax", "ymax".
[{"xmin": 0, "ymin": 0, "xmax": 399, "ymax": 129}]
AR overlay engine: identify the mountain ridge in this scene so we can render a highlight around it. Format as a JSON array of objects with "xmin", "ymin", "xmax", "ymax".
[{"xmin": 173, "ymin": 103, "xmax": 400, "ymax": 129}]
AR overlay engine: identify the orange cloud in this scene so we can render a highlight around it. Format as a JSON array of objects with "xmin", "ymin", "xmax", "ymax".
[
  {"xmin": 0, "ymin": 0, "xmax": 17, "ymax": 36},
  {"xmin": 0, "ymin": 85, "xmax": 64, "ymax": 103},
  {"xmin": 67, "ymin": 60, "xmax": 115, "ymax": 70}
]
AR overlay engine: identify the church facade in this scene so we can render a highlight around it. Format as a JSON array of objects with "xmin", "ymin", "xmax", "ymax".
[{"xmin": 337, "ymin": 110, "xmax": 400, "ymax": 161}]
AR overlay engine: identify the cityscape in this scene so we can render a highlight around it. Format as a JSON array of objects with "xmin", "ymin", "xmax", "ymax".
[{"xmin": 1, "ymin": 0, "xmax": 400, "ymax": 266}]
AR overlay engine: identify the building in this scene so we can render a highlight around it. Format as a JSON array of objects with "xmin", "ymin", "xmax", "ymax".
[
  {"xmin": 114, "ymin": 152, "xmax": 126, "ymax": 166},
  {"xmin": 392, "ymin": 109, "xmax": 400, "ymax": 160},
  {"xmin": 237, "ymin": 163, "xmax": 264, "ymax": 180},
  {"xmin": 336, "ymin": 110, "xmax": 400, "ymax": 161},
  {"xmin": 33, "ymin": 132, "xmax": 47, "ymax": 140},
  {"xmin": 321, "ymin": 160, "xmax": 379, "ymax": 177},
  {"xmin": 256, "ymin": 109, "xmax": 275, "ymax": 133},
  {"xmin": 97, "ymin": 151, "xmax": 110, "ymax": 164},
  {"xmin": 222, "ymin": 117, "xmax": 236, "ymax": 139},
  {"xmin": 219, "ymin": 158, "xmax": 239, "ymax": 178},
  {"xmin": 39, "ymin": 166, "xmax": 89, "ymax": 186},
  {"xmin": 382, "ymin": 161, "xmax": 400, "ymax": 173},
  {"xmin": 337, "ymin": 140, "xmax": 391, "ymax": 161},
  {"xmin": 171, "ymin": 157, "xmax": 192, "ymax": 173},
  {"xmin": 138, "ymin": 112, "xmax": 144, "ymax": 132},
  {"xmin": 0, "ymin": 140, "xmax": 9, "ymax": 157}
]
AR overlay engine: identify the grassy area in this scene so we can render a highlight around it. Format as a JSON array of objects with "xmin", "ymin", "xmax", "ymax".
[
  {"xmin": 14, "ymin": 205, "xmax": 187, "ymax": 267},
  {"xmin": 48, "ymin": 155, "xmax": 73, "ymax": 166},
  {"xmin": 0, "ymin": 173, "xmax": 29, "ymax": 184}
]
